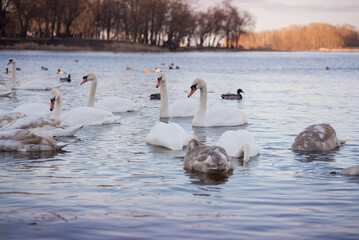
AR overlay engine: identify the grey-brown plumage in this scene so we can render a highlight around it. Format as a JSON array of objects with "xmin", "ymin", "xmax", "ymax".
[
  {"xmin": 221, "ymin": 89, "xmax": 244, "ymax": 100},
  {"xmin": 0, "ymin": 112, "xmax": 27, "ymax": 128},
  {"xmin": 60, "ymin": 74, "xmax": 71, "ymax": 82},
  {"xmin": 184, "ymin": 139, "xmax": 233, "ymax": 174},
  {"xmin": 0, "ymin": 129, "xmax": 67, "ymax": 152},
  {"xmin": 291, "ymin": 123, "xmax": 341, "ymax": 152},
  {"xmin": 150, "ymin": 93, "xmax": 160, "ymax": 100},
  {"xmin": 341, "ymin": 165, "xmax": 359, "ymax": 176}
]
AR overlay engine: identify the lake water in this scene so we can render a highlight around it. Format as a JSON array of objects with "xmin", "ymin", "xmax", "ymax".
[{"xmin": 0, "ymin": 50, "xmax": 359, "ymax": 239}]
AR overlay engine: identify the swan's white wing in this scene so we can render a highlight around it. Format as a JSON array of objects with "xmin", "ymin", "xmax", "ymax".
[
  {"xmin": 205, "ymin": 107, "xmax": 248, "ymax": 127},
  {"xmin": 96, "ymin": 96, "xmax": 139, "ymax": 113},
  {"xmin": 12, "ymin": 103, "xmax": 50, "ymax": 117},
  {"xmin": 169, "ymin": 98, "xmax": 197, "ymax": 117},
  {"xmin": 217, "ymin": 130, "xmax": 259, "ymax": 158},
  {"xmin": 146, "ymin": 122, "xmax": 190, "ymax": 150},
  {"xmin": 61, "ymin": 107, "xmax": 121, "ymax": 126}
]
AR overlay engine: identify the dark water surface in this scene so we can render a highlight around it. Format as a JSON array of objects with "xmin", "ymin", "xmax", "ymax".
[{"xmin": 0, "ymin": 50, "xmax": 359, "ymax": 239}]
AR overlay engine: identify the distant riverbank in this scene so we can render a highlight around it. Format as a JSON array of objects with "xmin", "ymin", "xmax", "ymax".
[
  {"xmin": 1, "ymin": 38, "xmax": 358, "ymax": 52},
  {"xmin": 0, "ymin": 38, "xmax": 171, "ymax": 52}
]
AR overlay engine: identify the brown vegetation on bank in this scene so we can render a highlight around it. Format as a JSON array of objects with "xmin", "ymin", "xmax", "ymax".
[{"xmin": 237, "ymin": 23, "xmax": 359, "ymax": 51}]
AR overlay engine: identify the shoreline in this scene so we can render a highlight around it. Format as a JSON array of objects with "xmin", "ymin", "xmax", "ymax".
[{"xmin": 1, "ymin": 38, "xmax": 358, "ymax": 52}]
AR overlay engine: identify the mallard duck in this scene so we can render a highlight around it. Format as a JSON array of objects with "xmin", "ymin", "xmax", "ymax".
[
  {"xmin": 57, "ymin": 69, "xmax": 66, "ymax": 74},
  {"xmin": 59, "ymin": 74, "xmax": 71, "ymax": 82},
  {"xmin": 5, "ymin": 68, "xmax": 12, "ymax": 74},
  {"xmin": 144, "ymin": 68, "xmax": 152, "ymax": 73},
  {"xmin": 41, "ymin": 66, "xmax": 48, "ymax": 71},
  {"xmin": 168, "ymin": 65, "xmax": 173, "ymax": 70},
  {"xmin": 150, "ymin": 93, "xmax": 160, "ymax": 100},
  {"xmin": 154, "ymin": 68, "xmax": 162, "ymax": 72},
  {"xmin": 221, "ymin": 89, "xmax": 244, "ymax": 100},
  {"xmin": 72, "ymin": 60, "xmax": 79, "ymax": 63}
]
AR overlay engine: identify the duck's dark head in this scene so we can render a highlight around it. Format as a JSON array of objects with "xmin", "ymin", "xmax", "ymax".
[{"xmin": 237, "ymin": 89, "xmax": 244, "ymax": 95}]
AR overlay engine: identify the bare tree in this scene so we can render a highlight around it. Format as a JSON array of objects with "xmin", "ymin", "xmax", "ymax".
[
  {"xmin": 63, "ymin": 0, "xmax": 86, "ymax": 38},
  {"xmin": 10, "ymin": 0, "xmax": 36, "ymax": 37},
  {"xmin": 0, "ymin": 0, "xmax": 11, "ymax": 36}
]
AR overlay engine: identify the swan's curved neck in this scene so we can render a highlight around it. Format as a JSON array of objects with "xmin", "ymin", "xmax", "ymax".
[
  {"xmin": 51, "ymin": 95, "xmax": 63, "ymax": 120},
  {"xmin": 193, "ymin": 84, "xmax": 207, "ymax": 126},
  {"xmin": 87, "ymin": 78, "xmax": 97, "ymax": 107},
  {"xmin": 160, "ymin": 80, "xmax": 169, "ymax": 117},
  {"xmin": 11, "ymin": 61, "xmax": 16, "ymax": 89}
]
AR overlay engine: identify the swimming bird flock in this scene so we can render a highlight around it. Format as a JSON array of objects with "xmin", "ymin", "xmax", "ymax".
[{"xmin": 0, "ymin": 58, "xmax": 353, "ymax": 177}]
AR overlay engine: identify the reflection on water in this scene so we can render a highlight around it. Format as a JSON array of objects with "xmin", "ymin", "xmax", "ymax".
[
  {"xmin": 186, "ymin": 170, "xmax": 232, "ymax": 185},
  {"xmin": 1, "ymin": 51, "xmax": 359, "ymax": 239}
]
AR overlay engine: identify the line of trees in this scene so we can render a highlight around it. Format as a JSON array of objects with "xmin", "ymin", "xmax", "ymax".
[
  {"xmin": 0, "ymin": 0, "xmax": 255, "ymax": 49},
  {"xmin": 237, "ymin": 23, "xmax": 359, "ymax": 50}
]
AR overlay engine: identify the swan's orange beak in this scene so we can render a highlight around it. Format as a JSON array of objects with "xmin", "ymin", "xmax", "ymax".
[
  {"xmin": 7, "ymin": 60, "xmax": 12, "ymax": 65},
  {"xmin": 81, "ymin": 76, "xmax": 88, "ymax": 85},
  {"xmin": 50, "ymin": 98, "xmax": 55, "ymax": 111},
  {"xmin": 156, "ymin": 77, "xmax": 162, "ymax": 88},
  {"xmin": 188, "ymin": 85, "xmax": 197, "ymax": 98}
]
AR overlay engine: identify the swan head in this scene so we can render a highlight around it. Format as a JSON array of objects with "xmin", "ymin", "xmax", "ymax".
[
  {"xmin": 156, "ymin": 72, "xmax": 166, "ymax": 88},
  {"xmin": 49, "ymin": 89, "xmax": 60, "ymax": 111},
  {"xmin": 7, "ymin": 58, "xmax": 16, "ymax": 65},
  {"xmin": 81, "ymin": 72, "xmax": 97, "ymax": 85},
  {"xmin": 237, "ymin": 89, "xmax": 244, "ymax": 94},
  {"xmin": 188, "ymin": 78, "xmax": 206, "ymax": 97},
  {"xmin": 187, "ymin": 138, "xmax": 200, "ymax": 154}
]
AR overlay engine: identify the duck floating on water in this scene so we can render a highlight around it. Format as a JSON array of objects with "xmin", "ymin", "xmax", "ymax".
[
  {"xmin": 221, "ymin": 89, "xmax": 244, "ymax": 100},
  {"xmin": 126, "ymin": 67, "xmax": 133, "ymax": 71},
  {"xmin": 59, "ymin": 74, "xmax": 71, "ymax": 82},
  {"xmin": 57, "ymin": 69, "xmax": 66, "ymax": 74},
  {"xmin": 144, "ymin": 68, "xmax": 152, "ymax": 73},
  {"xmin": 5, "ymin": 68, "xmax": 12, "ymax": 74},
  {"xmin": 41, "ymin": 66, "xmax": 48, "ymax": 71},
  {"xmin": 150, "ymin": 93, "xmax": 160, "ymax": 100}
]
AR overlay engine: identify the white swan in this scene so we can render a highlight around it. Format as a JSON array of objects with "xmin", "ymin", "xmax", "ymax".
[
  {"xmin": 184, "ymin": 139, "xmax": 234, "ymax": 174},
  {"xmin": 50, "ymin": 84, "xmax": 121, "ymax": 126},
  {"xmin": 7, "ymin": 58, "xmax": 62, "ymax": 90},
  {"xmin": 0, "ymin": 129, "xmax": 67, "ymax": 152},
  {"xmin": 156, "ymin": 72, "xmax": 197, "ymax": 118},
  {"xmin": 291, "ymin": 123, "xmax": 342, "ymax": 152},
  {"xmin": 81, "ymin": 73, "xmax": 139, "ymax": 113},
  {"xmin": 1, "ymin": 90, "xmax": 83, "ymax": 137},
  {"xmin": 217, "ymin": 130, "xmax": 260, "ymax": 162},
  {"xmin": 146, "ymin": 122, "xmax": 191, "ymax": 150},
  {"xmin": 341, "ymin": 165, "xmax": 359, "ymax": 176},
  {"xmin": 0, "ymin": 85, "xmax": 12, "ymax": 97},
  {"xmin": 188, "ymin": 78, "xmax": 248, "ymax": 127},
  {"xmin": 0, "ymin": 115, "xmax": 83, "ymax": 137}
]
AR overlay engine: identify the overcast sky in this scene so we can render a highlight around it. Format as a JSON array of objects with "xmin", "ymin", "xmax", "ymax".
[{"xmin": 196, "ymin": 0, "xmax": 359, "ymax": 32}]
